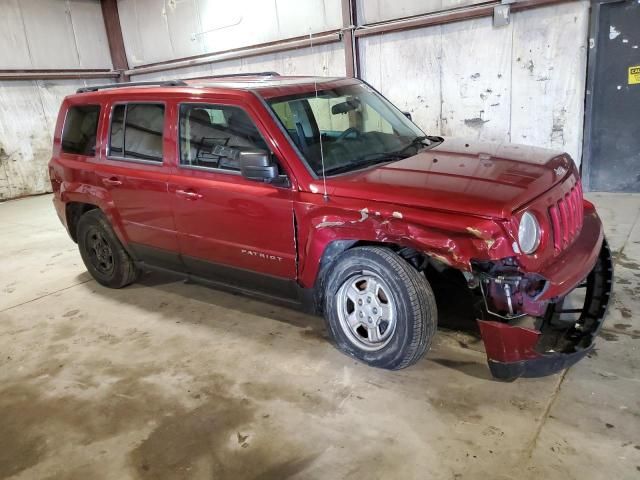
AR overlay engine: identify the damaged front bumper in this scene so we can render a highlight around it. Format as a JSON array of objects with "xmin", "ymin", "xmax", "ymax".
[{"xmin": 476, "ymin": 220, "xmax": 613, "ymax": 380}]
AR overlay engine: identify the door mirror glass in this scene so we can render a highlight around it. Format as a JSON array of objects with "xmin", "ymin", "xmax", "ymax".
[{"xmin": 240, "ymin": 150, "xmax": 278, "ymax": 182}]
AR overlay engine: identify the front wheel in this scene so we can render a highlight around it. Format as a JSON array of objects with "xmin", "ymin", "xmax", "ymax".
[{"xmin": 323, "ymin": 246, "xmax": 437, "ymax": 370}]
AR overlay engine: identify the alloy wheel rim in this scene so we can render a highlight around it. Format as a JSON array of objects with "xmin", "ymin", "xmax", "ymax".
[{"xmin": 336, "ymin": 271, "xmax": 396, "ymax": 351}]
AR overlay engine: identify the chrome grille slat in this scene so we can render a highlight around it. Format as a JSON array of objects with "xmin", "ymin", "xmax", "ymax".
[{"xmin": 548, "ymin": 180, "xmax": 584, "ymax": 252}]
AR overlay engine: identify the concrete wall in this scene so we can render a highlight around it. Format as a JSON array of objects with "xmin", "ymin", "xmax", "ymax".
[
  {"xmin": 360, "ymin": 1, "xmax": 590, "ymax": 164},
  {"xmin": 0, "ymin": 0, "xmax": 112, "ymax": 200}
]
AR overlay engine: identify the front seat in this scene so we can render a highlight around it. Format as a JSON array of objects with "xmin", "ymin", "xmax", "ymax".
[
  {"xmin": 185, "ymin": 108, "xmax": 215, "ymax": 166},
  {"xmin": 224, "ymin": 110, "xmax": 264, "ymax": 149}
]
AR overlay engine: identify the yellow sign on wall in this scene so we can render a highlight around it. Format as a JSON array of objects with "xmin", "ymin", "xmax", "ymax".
[{"xmin": 630, "ymin": 66, "xmax": 640, "ymax": 85}]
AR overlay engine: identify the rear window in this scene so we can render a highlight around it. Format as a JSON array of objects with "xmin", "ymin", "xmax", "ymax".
[
  {"xmin": 109, "ymin": 103, "xmax": 164, "ymax": 162},
  {"xmin": 61, "ymin": 105, "xmax": 100, "ymax": 155}
]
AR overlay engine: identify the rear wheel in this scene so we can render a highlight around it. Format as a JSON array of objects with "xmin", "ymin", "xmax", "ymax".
[
  {"xmin": 323, "ymin": 246, "xmax": 437, "ymax": 369},
  {"xmin": 77, "ymin": 209, "xmax": 139, "ymax": 288}
]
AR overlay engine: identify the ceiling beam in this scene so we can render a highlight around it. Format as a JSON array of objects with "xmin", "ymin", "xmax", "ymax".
[
  {"xmin": 341, "ymin": 0, "xmax": 359, "ymax": 78},
  {"xmin": 354, "ymin": 0, "xmax": 573, "ymax": 38},
  {"xmin": 0, "ymin": 69, "xmax": 120, "ymax": 81},
  {"xmin": 125, "ymin": 31, "xmax": 341, "ymax": 77},
  {"xmin": 100, "ymin": 0, "xmax": 129, "ymax": 81}
]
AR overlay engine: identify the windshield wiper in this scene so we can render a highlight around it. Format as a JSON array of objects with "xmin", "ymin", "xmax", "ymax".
[
  {"xmin": 392, "ymin": 135, "xmax": 436, "ymax": 157},
  {"xmin": 323, "ymin": 154, "xmax": 401, "ymax": 176},
  {"xmin": 322, "ymin": 135, "xmax": 442, "ymax": 176}
]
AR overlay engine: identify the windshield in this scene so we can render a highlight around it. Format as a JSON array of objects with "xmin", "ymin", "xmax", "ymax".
[{"xmin": 267, "ymin": 83, "xmax": 438, "ymax": 176}]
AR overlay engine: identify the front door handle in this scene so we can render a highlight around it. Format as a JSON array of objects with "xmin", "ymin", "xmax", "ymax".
[
  {"xmin": 102, "ymin": 176, "xmax": 122, "ymax": 187},
  {"xmin": 175, "ymin": 189, "xmax": 203, "ymax": 200}
]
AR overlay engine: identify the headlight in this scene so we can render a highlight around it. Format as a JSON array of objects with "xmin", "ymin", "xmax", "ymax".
[{"xmin": 518, "ymin": 211, "xmax": 541, "ymax": 254}]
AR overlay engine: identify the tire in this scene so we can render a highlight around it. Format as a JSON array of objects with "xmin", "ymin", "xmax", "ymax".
[
  {"xmin": 323, "ymin": 246, "xmax": 437, "ymax": 370},
  {"xmin": 77, "ymin": 209, "xmax": 139, "ymax": 288}
]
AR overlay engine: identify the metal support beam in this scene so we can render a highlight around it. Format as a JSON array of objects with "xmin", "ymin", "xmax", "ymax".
[
  {"xmin": 126, "ymin": 32, "xmax": 341, "ymax": 77},
  {"xmin": 0, "ymin": 69, "xmax": 120, "ymax": 81},
  {"xmin": 100, "ymin": 0, "xmax": 129, "ymax": 81},
  {"xmin": 341, "ymin": 0, "xmax": 359, "ymax": 77},
  {"xmin": 354, "ymin": 0, "xmax": 573, "ymax": 38}
]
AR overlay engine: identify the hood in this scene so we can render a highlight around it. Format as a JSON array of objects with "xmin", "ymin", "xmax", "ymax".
[{"xmin": 315, "ymin": 137, "xmax": 574, "ymax": 219}]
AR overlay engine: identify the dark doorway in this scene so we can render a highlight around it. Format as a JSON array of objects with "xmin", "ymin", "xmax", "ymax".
[{"xmin": 583, "ymin": 0, "xmax": 640, "ymax": 192}]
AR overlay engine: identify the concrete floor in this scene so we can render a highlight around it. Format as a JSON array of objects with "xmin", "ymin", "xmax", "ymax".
[{"xmin": 0, "ymin": 193, "xmax": 638, "ymax": 480}]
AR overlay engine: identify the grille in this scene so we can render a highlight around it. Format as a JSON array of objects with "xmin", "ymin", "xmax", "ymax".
[{"xmin": 548, "ymin": 181, "xmax": 584, "ymax": 251}]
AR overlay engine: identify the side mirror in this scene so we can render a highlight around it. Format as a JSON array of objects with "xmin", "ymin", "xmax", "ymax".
[
  {"xmin": 402, "ymin": 111, "xmax": 412, "ymax": 121},
  {"xmin": 240, "ymin": 150, "xmax": 278, "ymax": 182}
]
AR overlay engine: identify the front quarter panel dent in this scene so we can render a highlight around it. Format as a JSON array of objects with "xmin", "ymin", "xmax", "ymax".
[{"xmin": 296, "ymin": 199, "xmax": 512, "ymax": 289}]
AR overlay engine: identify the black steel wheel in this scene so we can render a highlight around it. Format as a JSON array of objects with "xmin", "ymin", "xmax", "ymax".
[
  {"xmin": 77, "ymin": 209, "xmax": 139, "ymax": 288},
  {"xmin": 86, "ymin": 228, "xmax": 115, "ymax": 276}
]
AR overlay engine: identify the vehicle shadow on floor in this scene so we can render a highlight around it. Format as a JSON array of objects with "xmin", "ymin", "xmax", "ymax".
[{"xmin": 82, "ymin": 268, "xmax": 493, "ymax": 380}]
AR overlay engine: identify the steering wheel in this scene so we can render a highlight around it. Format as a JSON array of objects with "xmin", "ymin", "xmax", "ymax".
[{"xmin": 335, "ymin": 127, "xmax": 361, "ymax": 142}]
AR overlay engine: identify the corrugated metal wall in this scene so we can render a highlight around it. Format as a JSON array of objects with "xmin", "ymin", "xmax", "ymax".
[{"xmin": 0, "ymin": 0, "xmax": 111, "ymax": 200}]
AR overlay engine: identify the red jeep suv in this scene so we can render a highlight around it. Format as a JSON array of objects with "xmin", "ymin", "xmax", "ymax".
[{"xmin": 48, "ymin": 73, "xmax": 613, "ymax": 380}]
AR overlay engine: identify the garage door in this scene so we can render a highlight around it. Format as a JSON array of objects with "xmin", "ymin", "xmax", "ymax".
[{"xmin": 584, "ymin": 0, "xmax": 640, "ymax": 192}]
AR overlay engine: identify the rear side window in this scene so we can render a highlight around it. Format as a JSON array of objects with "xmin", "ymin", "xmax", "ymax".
[
  {"xmin": 61, "ymin": 105, "xmax": 100, "ymax": 155},
  {"xmin": 109, "ymin": 103, "xmax": 164, "ymax": 162}
]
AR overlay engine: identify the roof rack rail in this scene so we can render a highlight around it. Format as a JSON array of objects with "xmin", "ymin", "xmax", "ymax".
[
  {"xmin": 193, "ymin": 71, "xmax": 280, "ymax": 80},
  {"xmin": 76, "ymin": 80, "xmax": 188, "ymax": 94},
  {"xmin": 75, "ymin": 72, "xmax": 280, "ymax": 94}
]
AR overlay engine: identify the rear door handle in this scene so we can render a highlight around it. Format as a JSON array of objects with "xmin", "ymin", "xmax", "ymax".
[
  {"xmin": 102, "ymin": 176, "xmax": 122, "ymax": 186},
  {"xmin": 175, "ymin": 189, "xmax": 203, "ymax": 200}
]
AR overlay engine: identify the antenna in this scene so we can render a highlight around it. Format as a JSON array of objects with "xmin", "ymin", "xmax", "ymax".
[{"xmin": 309, "ymin": 32, "xmax": 329, "ymax": 202}]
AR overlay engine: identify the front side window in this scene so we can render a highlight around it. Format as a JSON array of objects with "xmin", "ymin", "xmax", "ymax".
[
  {"xmin": 268, "ymin": 83, "xmax": 434, "ymax": 176},
  {"xmin": 179, "ymin": 104, "xmax": 269, "ymax": 171},
  {"xmin": 109, "ymin": 103, "xmax": 164, "ymax": 162},
  {"xmin": 61, "ymin": 105, "xmax": 100, "ymax": 155}
]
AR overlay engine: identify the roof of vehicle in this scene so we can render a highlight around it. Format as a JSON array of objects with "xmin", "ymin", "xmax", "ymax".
[
  {"xmin": 186, "ymin": 74, "xmax": 342, "ymax": 88},
  {"xmin": 74, "ymin": 73, "xmax": 360, "ymax": 100}
]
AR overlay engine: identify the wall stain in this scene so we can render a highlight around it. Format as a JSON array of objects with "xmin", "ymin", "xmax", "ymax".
[
  {"xmin": 464, "ymin": 117, "xmax": 490, "ymax": 128},
  {"xmin": 526, "ymin": 60, "xmax": 535, "ymax": 74},
  {"xmin": 550, "ymin": 107, "xmax": 567, "ymax": 146}
]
